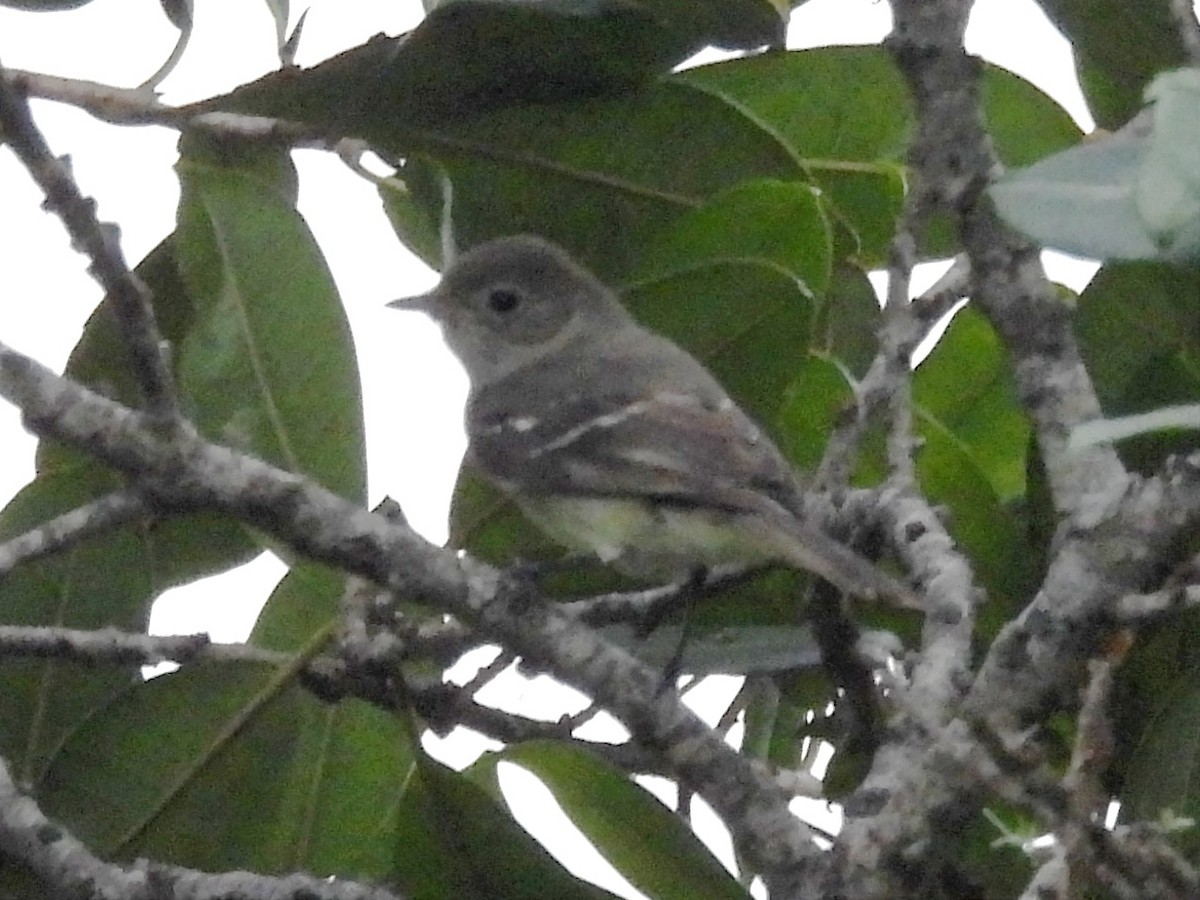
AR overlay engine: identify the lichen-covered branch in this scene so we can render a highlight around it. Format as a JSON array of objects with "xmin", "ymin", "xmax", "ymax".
[
  {"xmin": 0, "ymin": 337, "xmax": 822, "ymax": 882},
  {"xmin": 0, "ymin": 64, "xmax": 179, "ymax": 422},
  {"xmin": 0, "ymin": 625, "xmax": 286, "ymax": 668},
  {"xmin": 0, "ymin": 490, "xmax": 146, "ymax": 578}
]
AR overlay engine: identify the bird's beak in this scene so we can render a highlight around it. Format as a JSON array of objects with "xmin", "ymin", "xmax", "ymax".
[{"xmin": 387, "ymin": 290, "xmax": 435, "ymax": 312}]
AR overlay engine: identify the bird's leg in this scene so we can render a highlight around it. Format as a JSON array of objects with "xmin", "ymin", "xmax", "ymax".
[{"xmin": 649, "ymin": 565, "xmax": 709, "ymax": 693}]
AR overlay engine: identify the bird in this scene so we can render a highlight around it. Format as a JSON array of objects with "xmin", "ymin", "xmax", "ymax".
[{"xmin": 390, "ymin": 234, "xmax": 917, "ymax": 609}]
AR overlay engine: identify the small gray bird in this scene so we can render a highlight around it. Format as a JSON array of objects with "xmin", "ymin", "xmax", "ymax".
[{"xmin": 391, "ymin": 235, "xmax": 916, "ymax": 608}]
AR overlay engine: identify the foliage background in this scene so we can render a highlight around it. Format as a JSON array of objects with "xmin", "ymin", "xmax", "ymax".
[{"xmin": 1, "ymin": 1, "xmax": 1199, "ymax": 899}]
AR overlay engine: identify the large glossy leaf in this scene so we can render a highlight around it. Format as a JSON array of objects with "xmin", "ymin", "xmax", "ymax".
[
  {"xmin": 36, "ymin": 238, "xmax": 195, "ymax": 479},
  {"xmin": 776, "ymin": 355, "xmax": 857, "ymax": 472},
  {"xmin": 913, "ymin": 308, "xmax": 1036, "ymax": 604},
  {"xmin": 249, "ymin": 560, "xmax": 342, "ymax": 652},
  {"xmin": 678, "ymin": 47, "xmax": 1080, "ymax": 261},
  {"xmin": 385, "ymin": 83, "xmax": 800, "ymax": 280},
  {"xmin": 206, "ymin": 0, "xmax": 786, "ymax": 132},
  {"xmin": 817, "ymin": 264, "xmax": 884, "ymax": 379},
  {"xmin": 35, "ymin": 565, "xmax": 408, "ymax": 879},
  {"xmin": 174, "ymin": 151, "xmax": 366, "ymax": 503},
  {"xmin": 476, "ymin": 741, "xmax": 751, "ymax": 900},
  {"xmin": 37, "ymin": 659, "xmax": 412, "ymax": 879},
  {"xmin": 634, "ymin": 178, "xmax": 833, "ymax": 295},
  {"xmin": 0, "ymin": 468, "xmax": 150, "ymax": 784},
  {"xmin": 34, "ymin": 237, "xmax": 261, "ymax": 588},
  {"xmin": 913, "ymin": 416, "xmax": 1032, "ymax": 606},
  {"xmin": 913, "ymin": 307, "xmax": 1030, "ymax": 502},
  {"xmin": 392, "ymin": 751, "xmax": 618, "ymax": 900}
]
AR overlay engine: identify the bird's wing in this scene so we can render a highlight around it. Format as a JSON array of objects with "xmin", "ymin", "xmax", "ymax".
[
  {"xmin": 468, "ymin": 375, "xmax": 802, "ymax": 520},
  {"xmin": 469, "ymin": 381, "xmax": 919, "ymax": 606}
]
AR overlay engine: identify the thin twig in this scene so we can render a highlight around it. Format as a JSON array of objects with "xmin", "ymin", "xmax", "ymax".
[
  {"xmin": 0, "ymin": 489, "xmax": 146, "ymax": 579},
  {"xmin": 0, "ymin": 63, "xmax": 179, "ymax": 422},
  {"xmin": 882, "ymin": 231, "xmax": 919, "ymax": 482},
  {"xmin": 813, "ymin": 254, "xmax": 962, "ymax": 491},
  {"xmin": 563, "ymin": 565, "xmax": 758, "ymax": 627},
  {"xmin": 0, "ymin": 625, "xmax": 289, "ymax": 667},
  {"xmin": 2, "ymin": 66, "xmax": 328, "ymax": 146}
]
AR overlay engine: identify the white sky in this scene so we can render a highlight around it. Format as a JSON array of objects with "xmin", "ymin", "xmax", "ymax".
[{"xmin": 0, "ymin": 1, "xmax": 1114, "ymax": 896}]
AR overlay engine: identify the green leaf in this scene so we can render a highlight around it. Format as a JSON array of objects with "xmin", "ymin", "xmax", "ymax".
[
  {"xmin": 913, "ymin": 308, "xmax": 1036, "ymax": 604},
  {"xmin": 913, "ymin": 308, "xmax": 1030, "ymax": 502},
  {"xmin": 978, "ymin": 64, "xmax": 1086, "ymax": 168},
  {"xmin": 913, "ymin": 416, "xmax": 1032, "ymax": 606},
  {"xmin": 675, "ymin": 48, "xmax": 913, "ymax": 163},
  {"xmin": 677, "ymin": 47, "xmax": 1078, "ymax": 261},
  {"xmin": 393, "ymin": 752, "xmax": 618, "ymax": 900},
  {"xmin": 34, "ymin": 237, "xmax": 261, "ymax": 588},
  {"xmin": 675, "ymin": 48, "xmax": 909, "ymax": 267},
  {"xmin": 249, "ymin": 561, "xmax": 342, "ymax": 653},
  {"xmin": 175, "ymin": 153, "xmax": 366, "ymax": 503},
  {"xmin": 387, "ymin": 83, "xmax": 800, "ymax": 280},
  {"xmin": 1120, "ymin": 660, "xmax": 1200, "ymax": 859},
  {"xmin": 38, "ymin": 654, "xmax": 412, "ymax": 879},
  {"xmin": 0, "ymin": 468, "xmax": 152, "ymax": 784},
  {"xmin": 142, "ymin": 511, "xmax": 260, "ymax": 591},
  {"xmin": 776, "ymin": 355, "xmax": 856, "ymax": 471},
  {"xmin": 1075, "ymin": 262, "xmax": 1200, "ymax": 470},
  {"xmin": 481, "ymin": 742, "xmax": 751, "ymax": 900},
  {"xmin": 37, "ymin": 239, "xmax": 194, "ymax": 473},
  {"xmin": 635, "ymin": 178, "xmax": 833, "ymax": 295},
  {"xmin": 208, "ymin": 0, "xmax": 784, "ymax": 133},
  {"xmin": 380, "ymin": 164, "xmax": 451, "ymax": 271},
  {"xmin": 817, "ymin": 264, "xmax": 884, "ymax": 379},
  {"xmin": 626, "ymin": 260, "xmax": 813, "ymax": 425}
]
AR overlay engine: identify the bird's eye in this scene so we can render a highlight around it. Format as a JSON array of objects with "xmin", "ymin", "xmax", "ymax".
[{"xmin": 487, "ymin": 288, "xmax": 521, "ymax": 314}]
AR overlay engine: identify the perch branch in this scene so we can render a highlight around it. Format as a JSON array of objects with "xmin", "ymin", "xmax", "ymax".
[{"xmin": 0, "ymin": 337, "xmax": 823, "ymax": 883}]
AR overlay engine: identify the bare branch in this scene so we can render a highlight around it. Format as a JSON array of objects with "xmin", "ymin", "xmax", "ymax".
[
  {"xmin": 2, "ymin": 66, "xmax": 328, "ymax": 147},
  {"xmin": 0, "ymin": 625, "xmax": 287, "ymax": 668},
  {"xmin": 0, "ymin": 65, "xmax": 178, "ymax": 422},
  {"xmin": 0, "ymin": 489, "xmax": 146, "ymax": 578}
]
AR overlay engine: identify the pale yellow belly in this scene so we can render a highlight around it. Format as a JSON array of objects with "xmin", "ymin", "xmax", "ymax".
[{"xmin": 517, "ymin": 494, "xmax": 774, "ymax": 580}]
